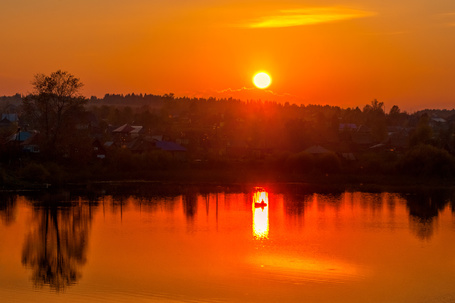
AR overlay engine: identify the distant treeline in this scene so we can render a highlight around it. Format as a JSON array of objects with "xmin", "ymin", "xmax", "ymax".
[{"xmin": 3, "ymin": 92, "xmax": 455, "ymax": 118}]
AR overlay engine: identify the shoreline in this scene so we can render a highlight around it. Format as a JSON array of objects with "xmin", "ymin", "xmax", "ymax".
[{"xmin": 3, "ymin": 168, "xmax": 455, "ymax": 193}]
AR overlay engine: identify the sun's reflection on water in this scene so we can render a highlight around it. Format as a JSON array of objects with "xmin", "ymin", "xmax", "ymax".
[{"xmin": 253, "ymin": 188, "xmax": 269, "ymax": 239}]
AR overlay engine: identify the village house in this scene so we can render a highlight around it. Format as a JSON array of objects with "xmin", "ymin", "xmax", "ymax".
[
  {"xmin": 112, "ymin": 124, "xmax": 144, "ymax": 146},
  {"xmin": 20, "ymin": 132, "xmax": 41, "ymax": 153}
]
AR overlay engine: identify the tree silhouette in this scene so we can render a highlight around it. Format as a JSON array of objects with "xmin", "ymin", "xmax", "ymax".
[
  {"xmin": 409, "ymin": 113, "xmax": 433, "ymax": 147},
  {"xmin": 363, "ymin": 99, "xmax": 387, "ymax": 142},
  {"xmin": 389, "ymin": 105, "xmax": 401, "ymax": 116},
  {"xmin": 363, "ymin": 99, "xmax": 384, "ymax": 114},
  {"xmin": 387, "ymin": 105, "xmax": 407, "ymax": 126},
  {"xmin": 22, "ymin": 70, "xmax": 88, "ymax": 156}
]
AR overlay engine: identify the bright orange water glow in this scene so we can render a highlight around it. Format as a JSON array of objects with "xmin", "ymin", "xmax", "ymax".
[
  {"xmin": 3, "ymin": 191, "xmax": 455, "ymax": 302},
  {"xmin": 248, "ymin": 254, "xmax": 361, "ymax": 283},
  {"xmin": 252, "ymin": 189, "xmax": 269, "ymax": 239}
]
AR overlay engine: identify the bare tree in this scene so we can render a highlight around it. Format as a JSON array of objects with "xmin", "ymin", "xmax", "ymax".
[{"xmin": 22, "ymin": 70, "xmax": 87, "ymax": 155}]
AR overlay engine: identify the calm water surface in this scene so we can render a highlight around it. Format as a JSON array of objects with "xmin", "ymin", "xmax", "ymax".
[{"xmin": 1, "ymin": 185, "xmax": 455, "ymax": 302}]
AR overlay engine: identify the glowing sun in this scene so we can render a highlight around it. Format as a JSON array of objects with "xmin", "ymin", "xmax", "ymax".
[{"xmin": 253, "ymin": 72, "xmax": 271, "ymax": 89}]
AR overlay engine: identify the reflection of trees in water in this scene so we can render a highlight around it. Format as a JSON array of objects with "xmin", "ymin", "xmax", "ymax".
[
  {"xmin": 280, "ymin": 188, "xmax": 455, "ymax": 242},
  {"xmin": 21, "ymin": 199, "xmax": 92, "ymax": 291},
  {"xmin": 409, "ymin": 217, "xmax": 434, "ymax": 241},
  {"xmin": 283, "ymin": 193, "xmax": 311, "ymax": 217},
  {"xmin": 183, "ymin": 190, "xmax": 198, "ymax": 220},
  {"xmin": 315, "ymin": 192, "xmax": 344, "ymax": 210},
  {"xmin": 283, "ymin": 190, "xmax": 343, "ymax": 217},
  {"xmin": 385, "ymin": 193, "xmax": 397, "ymax": 213},
  {"xmin": 180, "ymin": 186, "xmax": 225, "ymax": 220},
  {"xmin": 404, "ymin": 190, "xmax": 453, "ymax": 241},
  {"xmin": 135, "ymin": 196, "xmax": 180, "ymax": 213},
  {"xmin": 0, "ymin": 194, "xmax": 17, "ymax": 226},
  {"xmin": 359, "ymin": 192, "xmax": 384, "ymax": 212},
  {"xmin": 104, "ymin": 190, "xmax": 183, "ymax": 216}
]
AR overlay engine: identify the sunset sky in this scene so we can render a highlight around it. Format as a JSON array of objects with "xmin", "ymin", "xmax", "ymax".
[{"xmin": 1, "ymin": 0, "xmax": 455, "ymax": 111}]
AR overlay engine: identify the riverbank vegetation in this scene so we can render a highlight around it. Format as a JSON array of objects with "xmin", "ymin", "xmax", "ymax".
[{"xmin": 1, "ymin": 71, "xmax": 455, "ymax": 189}]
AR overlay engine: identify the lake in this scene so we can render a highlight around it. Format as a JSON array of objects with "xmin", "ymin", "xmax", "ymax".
[{"xmin": 1, "ymin": 184, "xmax": 455, "ymax": 302}]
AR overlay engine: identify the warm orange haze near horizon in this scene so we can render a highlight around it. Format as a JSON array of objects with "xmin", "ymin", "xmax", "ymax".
[{"xmin": 1, "ymin": 0, "xmax": 455, "ymax": 111}]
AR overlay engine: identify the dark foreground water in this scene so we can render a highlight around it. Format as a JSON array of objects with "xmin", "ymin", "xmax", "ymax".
[{"xmin": 1, "ymin": 185, "xmax": 455, "ymax": 302}]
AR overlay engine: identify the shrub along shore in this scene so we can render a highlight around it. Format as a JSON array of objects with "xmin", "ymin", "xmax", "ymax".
[{"xmin": 2, "ymin": 144, "xmax": 455, "ymax": 191}]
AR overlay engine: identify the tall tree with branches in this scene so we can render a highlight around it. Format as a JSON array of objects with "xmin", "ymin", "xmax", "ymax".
[{"xmin": 22, "ymin": 70, "xmax": 88, "ymax": 156}]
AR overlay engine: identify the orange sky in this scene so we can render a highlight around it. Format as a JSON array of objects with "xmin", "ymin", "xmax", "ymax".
[{"xmin": 1, "ymin": 0, "xmax": 455, "ymax": 111}]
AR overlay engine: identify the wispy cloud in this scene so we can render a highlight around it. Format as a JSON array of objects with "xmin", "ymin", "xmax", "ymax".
[
  {"xmin": 437, "ymin": 12, "xmax": 455, "ymax": 27},
  {"xmin": 217, "ymin": 87, "xmax": 255, "ymax": 93},
  {"xmin": 217, "ymin": 86, "xmax": 294, "ymax": 98},
  {"xmin": 239, "ymin": 7, "xmax": 375, "ymax": 28},
  {"xmin": 367, "ymin": 30, "xmax": 409, "ymax": 36}
]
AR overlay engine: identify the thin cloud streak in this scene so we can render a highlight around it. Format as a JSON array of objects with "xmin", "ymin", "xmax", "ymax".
[
  {"xmin": 439, "ymin": 12, "xmax": 455, "ymax": 27},
  {"xmin": 239, "ymin": 7, "xmax": 376, "ymax": 28},
  {"xmin": 217, "ymin": 87, "xmax": 255, "ymax": 93},
  {"xmin": 217, "ymin": 87, "xmax": 294, "ymax": 98}
]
